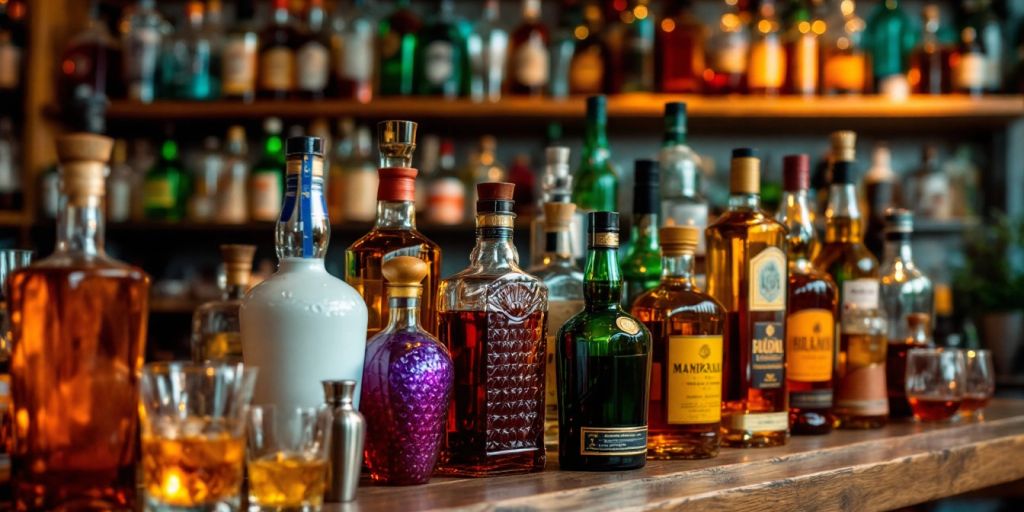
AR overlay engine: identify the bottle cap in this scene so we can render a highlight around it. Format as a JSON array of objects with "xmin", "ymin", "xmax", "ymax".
[
  {"xmin": 57, "ymin": 133, "xmax": 113, "ymax": 204},
  {"xmin": 632, "ymin": 159, "xmax": 660, "ymax": 215},
  {"xmin": 476, "ymin": 181, "xmax": 515, "ymax": 213},
  {"xmin": 665, "ymin": 101, "xmax": 687, "ymax": 119},
  {"xmin": 286, "ymin": 136, "xmax": 323, "ymax": 156},
  {"xmin": 382, "ymin": 256, "xmax": 428, "ymax": 299},
  {"xmin": 377, "ymin": 167, "xmax": 418, "ymax": 202},
  {"xmin": 545, "ymin": 146, "xmax": 570, "ymax": 167},
  {"xmin": 588, "ymin": 211, "xmax": 619, "ymax": 248},
  {"xmin": 220, "ymin": 244, "xmax": 256, "ymax": 288},
  {"xmin": 322, "ymin": 379, "xmax": 357, "ymax": 406},
  {"xmin": 729, "ymin": 148, "xmax": 760, "ymax": 194},
  {"xmin": 830, "ymin": 130, "xmax": 857, "ymax": 163},
  {"xmin": 660, "ymin": 225, "xmax": 699, "ymax": 256},
  {"xmin": 884, "ymin": 207, "xmax": 914, "ymax": 235},
  {"xmin": 782, "ymin": 154, "xmax": 810, "ymax": 191},
  {"xmin": 543, "ymin": 202, "xmax": 576, "ymax": 231},
  {"xmin": 664, "ymin": 101, "xmax": 687, "ymax": 136}
]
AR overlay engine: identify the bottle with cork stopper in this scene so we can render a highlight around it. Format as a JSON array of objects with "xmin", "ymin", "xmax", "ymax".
[
  {"xmin": 438, "ymin": 182, "xmax": 549, "ymax": 477},
  {"xmin": 192, "ymin": 244, "xmax": 257, "ymax": 364}
]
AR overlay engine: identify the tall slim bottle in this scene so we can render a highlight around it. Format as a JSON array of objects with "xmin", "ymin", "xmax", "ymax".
[
  {"xmin": 659, "ymin": 102, "xmax": 707, "ymax": 261},
  {"xmin": 865, "ymin": 0, "xmax": 914, "ymax": 94},
  {"xmin": 241, "ymin": 136, "xmax": 369, "ymax": 411},
  {"xmin": 331, "ymin": 0, "xmax": 375, "ymax": 103},
  {"xmin": 622, "ymin": 159, "xmax": 661, "ymax": 306},
  {"xmin": 378, "ymin": 0, "xmax": 421, "ymax": 96},
  {"xmin": 439, "ymin": 182, "xmax": 548, "ymax": 476},
  {"xmin": 346, "ymin": 121, "xmax": 442, "ymax": 338},
  {"xmin": 706, "ymin": 148, "xmax": 788, "ymax": 448},
  {"xmin": 747, "ymin": 0, "xmax": 786, "ymax": 95},
  {"xmin": 221, "ymin": 0, "xmax": 258, "ymax": 102},
  {"xmin": 259, "ymin": 0, "xmax": 299, "ymax": 99},
  {"xmin": 121, "ymin": 0, "xmax": 165, "ymax": 103},
  {"xmin": 572, "ymin": 95, "xmax": 618, "ymax": 213},
  {"xmin": 10, "ymin": 133, "xmax": 150, "ymax": 510},
  {"xmin": 655, "ymin": 0, "xmax": 706, "ymax": 93},
  {"xmin": 466, "ymin": 0, "xmax": 508, "ymax": 102},
  {"xmin": 777, "ymin": 154, "xmax": 837, "ymax": 435},
  {"xmin": 782, "ymin": 0, "xmax": 820, "ymax": 96}
]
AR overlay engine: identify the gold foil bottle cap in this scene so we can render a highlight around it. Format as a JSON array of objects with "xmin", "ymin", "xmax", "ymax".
[
  {"xmin": 382, "ymin": 256, "xmax": 428, "ymax": 298},
  {"xmin": 659, "ymin": 225, "xmax": 699, "ymax": 255},
  {"xmin": 220, "ymin": 244, "xmax": 256, "ymax": 288},
  {"xmin": 57, "ymin": 133, "xmax": 113, "ymax": 203},
  {"xmin": 729, "ymin": 148, "xmax": 760, "ymax": 194},
  {"xmin": 830, "ymin": 130, "xmax": 857, "ymax": 163},
  {"xmin": 543, "ymin": 202, "xmax": 575, "ymax": 231}
]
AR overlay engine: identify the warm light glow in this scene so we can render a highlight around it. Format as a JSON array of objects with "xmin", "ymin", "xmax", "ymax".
[
  {"xmin": 62, "ymin": 59, "xmax": 75, "ymax": 76},
  {"xmin": 164, "ymin": 472, "xmax": 183, "ymax": 498},
  {"xmin": 837, "ymin": 37, "xmax": 850, "ymax": 50},
  {"xmin": 798, "ymin": 21, "xmax": 811, "ymax": 34},
  {"xmin": 661, "ymin": 18, "xmax": 676, "ymax": 33},
  {"xmin": 722, "ymin": 13, "xmax": 740, "ymax": 31},
  {"xmin": 841, "ymin": 0, "xmax": 855, "ymax": 16},
  {"xmin": 757, "ymin": 20, "xmax": 773, "ymax": 34},
  {"xmin": 703, "ymin": 69, "xmax": 715, "ymax": 81},
  {"xmin": 621, "ymin": 11, "xmax": 635, "ymax": 24},
  {"xmin": 574, "ymin": 26, "xmax": 589, "ymax": 40},
  {"xmin": 634, "ymin": 5, "xmax": 648, "ymax": 20},
  {"xmin": 907, "ymin": 68, "xmax": 921, "ymax": 87},
  {"xmin": 812, "ymin": 20, "xmax": 827, "ymax": 35}
]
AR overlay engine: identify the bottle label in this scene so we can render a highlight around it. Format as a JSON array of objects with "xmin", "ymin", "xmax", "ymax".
[
  {"xmin": 259, "ymin": 47, "xmax": 295, "ymax": 91},
  {"xmin": 791, "ymin": 388, "xmax": 833, "ymax": 410},
  {"xmin": 339, "ymin": 168, "xmax": 379, "ymax": 222},
  {"xmin": 569, "ymin": 46, "xmax": 604, "ymax": 93},
  {"xmin": 713, "ymin": 37, "xmax": 748, "ymax": 74},
  {"xmin": 545, "ymin": 300, "xmax": 584, "ymax": 410},
  {"xmin": 954, "ymin": 54, "xmax": 986, "ymax": 90},
  {"xmin": 835, "ymin": 362, "xmax": 888, "ymax": 416},
  {"xmin": 0, "ymin": 40, "xmax": 21, "ymax": 88},
  {"xmin": 339, "ymin": 26, "xmax": 374, "ymax": 82},
  {"xmin": 748, "ymin": 39, "xmax": 786, "ymax": 89},
  {"xmin": 144, "ymin": 178, "xmax": 176, "ymax": 209},
  {"xmin": 426, "ymin": 177, "xmax": 466, "ymax": 225},
  {"xmin": 824, "ymin": 53, "xmax": 865, "ymax": 92},
  {"xmin": 786, "ymin": 309, "xmax": 834, "ymax": 382},
  {"xmin": 666, "ymin": 335, "xmax": 723, "ymax": 425},
  {"xmin": 752, "ymin": 321, "xmax": 785, "ymax": 389},
  {"xmin": 280, "ymin": 157, "xmax": 326, "ymax": 256},
  {"xmin": 722, "ymin": 411, "xmax": 788, "ymax": 432},
  {"xmin": 842, "ymin": 279, "xmax": 879, "ymax": 312},
  {"xmin": 250, "ymin": 173, "xmax": 282, "ymax": 221},
  {"xmin": 424, "ymin": 41, "xmax": 455, "ymax": 85},
  {"xmin": 749, "ymin": 247, "xmax": 786, "ymax": 311},
  {"xmin": 579, "ymin": 426, "xmax": 648, "ymax": 456},
  {"xmin": 296, "ymin": 41, "xmax": 330, "ymax": 91},
  {"xmin": 515, "ymin": 35, "xmax": 550, "ymax": 87},
  {"xmin": 222, "ymin": 36, "xmax": 257, "ymax": 95}
]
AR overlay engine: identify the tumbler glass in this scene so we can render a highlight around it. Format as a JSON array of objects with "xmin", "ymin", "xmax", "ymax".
[
  {"xmin": 961, "ymin": 349, "xmax": 996, "ymax": 419},
  {"xmin": 905, "ymin": 348, "xmax": 966, "ymax": 422},
  {"xmin": 246, "ymin": 405, "xmax": 331, "ymax": 511}
]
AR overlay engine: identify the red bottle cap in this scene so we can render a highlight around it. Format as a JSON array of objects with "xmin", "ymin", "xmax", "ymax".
[
  {"xmin": 377, "ymin": 167, "xmax": 418, "ymax": 202},
  {"xmin": 476, "ymin": 182, "xmax": 515, "ymax": 201},
  {"xmin": 782, "ymin": 154, "xmax": 810, "ymax": 191}
]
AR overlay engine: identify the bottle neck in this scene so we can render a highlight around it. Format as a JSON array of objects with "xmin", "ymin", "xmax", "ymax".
[
  {"xmin": 728, "ymin": 192, "xmax": 760, "ymax": 210},
  {"xmin": 374, "ymin": 200, "xmax": 417, "ymax": 230},
  {"xmin": 385, "ymin": 296, "xmax": 420, "ymax": 331},
  {"xmin": 883, "ymin": 234, "xmax": 914, "ymax": 266},
  {"xmin": 661, "ymin": 252, "xmax": 696, "ymax": 286},
  {"xmin": 630, "ymin": 214, "xmax": 659, "ymax": 251},
  {"xmin": 543, "ymin": 228, "xmax": 574, "ymax": 260},
  {"xmin": 584, "ymin": 117, "xmax": 609, "ymax": 160},
  {"xmin": 825, "ymin": 182, "xmax": 863, "ymax": 242},
  {"xmin": 276, "ymin": 155, "xmax": 330, "ymax": 259},
  {"xmin": 273, "ymin": 2, "xmax": 289, "ymax": 24},
  {"xmin": 584, "ymin": 245, "xmax": 622, "ymax": 310},
  {"xmin": 780, "ymin": 189, "xmax": 816, "ymax": 268},
  {"xmin": 471, "ymin": 214, "xmax": 519, "ymax": 271},
  {"xmin": 57, "ymin": 196, "xmax": 106, "ymax": 256}
]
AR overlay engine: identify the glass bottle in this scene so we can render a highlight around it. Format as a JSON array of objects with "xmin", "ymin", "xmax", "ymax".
[
  {"xmin": 240, "ymin": 136, "xmax": 369, "ymax": 411},
  {"xmin": 9, "ymin": 133, "xmax": 150, "ymax": 510},
  {"xmin": 222, "ymin": 0, "xmax": 258, "ymax": 102},
  {"xmin": 880, "ymin": 209, "xmax": 933, "ymax": 418},
  {"xmin": 466, "ymin": 0, "xmax": 508, "ymax": 103},
  {"xmin": 217, "ymin": 125, "xmax": 250, "ymax": 224},
  {"xmin": 530, "ymin": 147, "xmax": 579, "ymax": 268},
  {"xmin": 106, "ymin": 139, "xmax": 133, "ymax": 223},
  {"xmin": 748, "ymin": 0, "xmax": 786, "ymax": 95},
  {"xmin": 909, "ymin": 4, "xmax": 950, "ymax": 95},
  {"xmin": 438, "ymin": 182, "xmax": 548, "ymax": 476},
  {"xmin": 777, "ymin": 154, "xmax": 838, "ymax": 435},
  {"xmin": 821, "ymin": 0, "xmax": 867, "ymax": 95},
  {"xmin": 509, "ymin": 154, "xmax": 537, "ymax": 216},
  {"xmin": 953, "ymin": 27, "xmax": 986, "ymax": 96},
  {"xmin": 783, "ymin": 0, "xmax": 821, "ymax": 95},
  {"xmin": 863, "ymin": 143, "xmax": 897, "ymax": 258},
  {"xmin": 415, "ymin": 0, "xmax": 464, "ymax": 98},
  {"xmin": 378, "ymin": 0, "xmax": 421, "ymax": 96},
  {"xmin": 656, "ymin": 0, "xmax": 706, "ymax": 93},
  {"xmin": 251, "ymin": 117, "xmax": 285, "ymax": 222},
  {"xmin": 121, "ymin": 0, "xmax": 165, "ymax": 103},
  {"xmin": 0, "ymin": 117, "xmax": 17, "ymax": 210},
  {"xmin": 179, "ymin": 0, "xmax": 218, "ymax": 100},
  {"xmin": 865, "ymin": 0, "xmax": 914, "ymax": 95},
  {"xmin": 659, "ymin": 102, "xmax": 707, "ymax": 261},
  {"xmin": 327, "ymin": 117, "xmax": 354, "ymax": 222},
  {"xmin": 58, "ymin": 2, "xmax": 120, "ymax": 125},
  {"xmin": 621, "ymin": 0, "xmax": 655, "ymax": 92},
  {"xmin": 361, "ymin": 256, "xmax": 453, "ymax": 485},
  {"xmin": 143, "ymin": 134, "xmax": 187, "ymax": 221},
  {"xmin": 623, "ymin": 160, "xmax": 661, "ymax": 307},
  {"xmin": 704, "ymin": 0, "xmax": 750, "ymax": 95},
  {"xmin": 705, "ymin": 148, "xmax": 789, "ymax": 448},
  {"xmin": 192, "ymin": 244, "xmax": 255, "ymax": 364},
  {"xmin": 548, "ymin": 1, "xmax": 580, "ymax": 98},
  {"xmin": 558, "ymin": 211, "xmax": 651, "ymax": 471},
  {"xmin": 0, "ymin": 248, "xmax": 32, "ymax": 472},
  {"xmin": 906, "ymin": 144, "xmax": 951, "ymax": 220},
  {"xmin": 813, "ymin": 130, "xmax": 887, "ymax": 429},
  {"xmin": 259, "ymin": 0, "xmax": 299, "ymax": 99},
  {"xmin": 631, "ymin": 225, "xmax": 724, "ymax": 459},
  {"xmin": 340, "ymin": 124, "xmax": 379, "ymax": 223},
  {"xmin": 346, "ymin": 121, "xmax": 442, "ymax": 338},
  {"xmin": 572, "ymin": 95, "xmax": 618, "ymax": 213},
  {"xmin": 296, "ymin": 0, "xmax": 332, "ymax": 100},
  {"xmin": 426, "ymin": 138, "xmax": 466, "ymax": 226},
  {"xmin": 529, "ymin": 202, "xmax": 585, "ymax": 451},
  {"xmin": 188, "ymin": 136, "xmax": 223, "ymax": 222},
  {"xmin": 967, "ymin": 0, "xmax": 1003, "ymax": 93},
  {"xmin": 331, "ymin": 0, "xmax": 375, "ymax": 103},
  {"xmin": 0, "ymin": 0, "xmax": 27, "ymax": 110},
  {"xmin": 508, "ymin": 0, "xmax": 550, "ymax": 96},
  {"xmin": 569, "ymin": 2, "xmax": 609, "ymax": 95}
]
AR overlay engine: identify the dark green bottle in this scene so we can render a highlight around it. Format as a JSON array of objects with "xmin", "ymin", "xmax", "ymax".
[
  {"xmin": 622, "ymin": 159, "xmax": 662, "ymax": 307},
  {"xmin": 378, "ymin": 0, "xmax": 421, "ymax": 96},
  {"xmin": 413, "ymin": 0, "xmax": 464, "ymax": 97},
  {"xmin": 143, "ymin": 137, "xmax": 188, "ymax": 221},
  {"xmin": 572, "ymin": 96, "xmax": 618, "ymax": 213},
  {"xmin": 865, "ymin": 0, "xmax": 916, "ymax": 89},
  {"xmin": 557, "ymin": 211, "xmax": 652, "ymax": 471}
]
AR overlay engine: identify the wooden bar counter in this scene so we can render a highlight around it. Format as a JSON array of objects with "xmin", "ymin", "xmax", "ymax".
[{"xmin": 334, "ymin": 399, "xmax": 1024, "ymax": 511}]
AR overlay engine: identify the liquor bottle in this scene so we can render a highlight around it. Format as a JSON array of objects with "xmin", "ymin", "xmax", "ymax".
[
  {"xmin": 569, "ymin": 2, "xmax": 609, "ymax": 95},
  {"xmin": 548, "ymin": 1, "xmax": 580, "ymax": 98},
  {"xmin": 188, "ymin": 136, "xmax": 223, "ymax": 222},
  {"xmin": 932, "ymin": 284, "xmax": 961, "ymax": 347},
  {"xmin": 0, "ymin": 0, "xmax": 26, "ymax": 110},
  {"xmin": 821, "ymin": 0, "xmax": 867, "ymax": 95},
  {"xmin": 9, "ymin": 133, "xmax": 150, "ymax": 510},
  {"xmin": 222, "ymin": 0, "xmax": 258, "ymax": 102},
  {"xmin": 0, "ymin": 247, "xmax": 31, "ymax": 472},
  {"xmin": 106, "ymin": 139, "xmax": 133, "ymax": 222},
  {"xmin": 296, "ymin": 0, "xmax": 332, "ymax": 99},
  {"xmin": 259, "ymin": 0, "xmax": 299, "ymax": 99},
  {"xmin": 813, "ymin": 131, "xmax": 887, "ymax": 429},
  {"xmin": 217, "ymin": 125, "xmax": 249, "ymax": 224},
  {"xmin": 656, "ymin": 0, "xmax": 706, "ymax": 93},
  {"xmin": 347, "ymin": 121, "xmax": 442, "ymax": 338},
  {"xmin": 143, "ymin": 134, "xmax": 187, "ymax": 221},
  {"xmin": 659, "ymin": 102, "xmax": 707, "ymax": 262},
  {"xmin": 529, "ymin": 202, "xmax": 585, "ymax": 450},
  {"xmin": 361, "ymin": 256, "xmax": 454, "ymax": 485},
  {"xmin": 632, "ymin": 225, "xmax": 724, "ymax": 459},
  {"xmin": 339, "ymin": 124, "xmax": 379, "ymax": 223},
  {"xmin": 241, "ymin": 136, "xmax": 369, "ymax": 411},
  {"xmin": 865, "ymin": 0, "xmax": 914, "ymax": 96},
  {"xmin": 953, "ymin": 27, "xmax": 986, "ymax": 96},
  {"xmin": 967, "ymin": 0, "xmax": 1003, "ymax": 93},
  {"xmin": 777, "ymin": 154, "xmax": 837, "ymax": 435},
  {"xmin": 909, "ymin": 4, "xmax": 951, "ymax": 95},
  {"xmin": 530, "ymin": 147, "xmax": 584, "ymax": 267},
  {"xmin": 331, "ymin": 0, "xmax": 375, "ymax": 103},
  {"xmin": 748, "ymin": 0, "xmax": 786, "ymax": 95},
  {"xmin": 706, "ymin": 148, "xmax": 788, "ymax": 448},
  {"xmin": 509, "ymin": 154, "xmax": 537, "ymax": 215},
  {"xmin": 58, "ymin": 2, "xmax": 120, "ymax": 128},
  {"xmin": 415, "ymin": 0, "xmax": 464, "ymax": 98},
  {"xmin": 378, "ymin": 0, "xmax": 421, "ymax": 96},
  {"xmin": 426, "ymin": 138, "xmax": 466, "ymax": 226},
  {"xmin": 621, "ymin": 0, "xmax": 655, "ymax": 92},
  {"xmin": 622, "ymin": 160, "xmax": 661, "ymax": 306},
  {"xmin": 179, "ymin": 1, "xmax": 219, "ymax": 100},
  {"xmin": 328, "ymin": 117, "xmax": 354, "ymax": 221},
  {"xmin": 783, "ymin": 0, "xmax": 820, "ymax": 96},
  {"xmin": 880, "ymin": 209, "xmax": 934, "ymax": 418},
  {"xmin": 0, "ymin": 117, "xmax": 21, "ymax": 210},
  {"xmin": 466, "ymin": 0, "xmax": 508, "ymax": 102},
  {"xmin": 572, "ymin": 95, "xmax": 618, "ymax": 213},
  {"xmin": 863, "ymin": 143, "xmax": 898, "ymax": 259},
  {"xmin": 192, "ymin": 244, "xmax": 255, "ymax": 364},
  {"xmin": 251, "ymin": 117, "xmax": 285, "ymax": 222},
  {"xmin": 438, "ymin": 182, "xmax": 548, "ymax": 476},
  {"xmin": 121, "ymin": 0, "xmax": 164, "ymax": 103},
  {"xmin": 508, "ymin": 0, "xmax": 550, "ymax": 96},
  {"xmin": 704, "ymin": 0, "xmax": 750, "ymax": 94},
  {"xmin": 558, "ymin": 211, "xmax": 651, "ymax": 471}
]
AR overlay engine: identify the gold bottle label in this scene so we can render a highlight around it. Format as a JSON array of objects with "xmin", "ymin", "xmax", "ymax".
[
  {"xmin": 722, "ymin": 411, "xmax": 788, "ymax": 432},
  {"xmin": 749, "ymin": 247, "xmax": 786, "ymax": 311},
  {"xmin": 666, "ymin": 335, "xmax": 723, "ymax": 425},
  {"xmin": 144, "ymin": 178, "xmax": 175, "ymax": 209},
  {"xmin": 580, "ymin": 426, "xmax": 647, "ymax": 456},
  {"xmin": 786, "ymin": 309, "xmax": 834, "ymax": 382}
]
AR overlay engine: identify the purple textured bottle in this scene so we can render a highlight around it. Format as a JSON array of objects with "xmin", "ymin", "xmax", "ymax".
[{"xmin": 361, "ymin": 255, "xmax": 454, "ymax": 485}]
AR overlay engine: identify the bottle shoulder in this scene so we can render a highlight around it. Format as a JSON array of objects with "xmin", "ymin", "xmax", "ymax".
[
  {"xmin": 632, "ymin": 283, "xmax": 726, "ymax": 315},
  {"xmin": 366, "ymin": 326, "xmax": 449, "ymax": 360},
  {"xmin": 21, "ymin": 253, "xmax": 150, "ymax": 284},
  {"xmin": 707, "ymin": 208, "xmax": 787, "ymax": 235},
  {"xmin": 347, "ymin": 228, "xmax": 442, "ymax": 254},
  {"xmin": 243, "ymin": 260, "xmax": 366, "ymax": 310},
  {"xmin": 814, "ymin": 241, "xmax": 880, "ymax": 277}
]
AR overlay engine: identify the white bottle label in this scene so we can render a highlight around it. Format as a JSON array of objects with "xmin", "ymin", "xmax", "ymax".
[
  {"xmin": 424, "ymin": 41, "xmax": 454, "ymax": 85},
  {"xmin": 297, "ymin": 42, "xmax": 330, "ymax": 91},
  {"xmin": 842, "ymin": 279, "xmax": 880, "ymax": 312},
  {"xmin": 749, "ymin": 247, "xmax": 786, "ymax": 311},
  {"xmin": 108, "ymin": 179, "xmax": 132, "ymax": 222},
  {"xmin": 222, "ymin": 36, "xmax": 257, "ymax": 94},
  {"xmin": 251, "ymin": 173, "xmax": 282, "ymax": 221},
  {"xmin": 515, "ymin": 35, "xmax": 549, "ymax": 87},
  {"xmin": 340, "ymin": 27, "xmax": 374, "ymax": 82}
]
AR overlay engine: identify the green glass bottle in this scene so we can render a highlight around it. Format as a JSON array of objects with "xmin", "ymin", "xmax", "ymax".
[
  {"xmin": 378, "ymin": 0, "xmax": 421, "ymax": 96},
  {"xmin": 865, "ymin": 0, "xmax": 916, "ymax": 91},
  {"xmin": 557, "ymin": 211, "xmax": 652, "ymax": 471},
  {"xmin": 250, "ymin": 118, "xmax": 286, "ymax": 222},
  {"xmin": 622, "ymin": 159, "xmax": 662, "ymax": 307},
  {"xmin": 414, "ymin": 0, "xmax": 465, "ymax": 97},
  {"xmin": 572, "ymin": 95, "xmax": 618, "ymax": 213},
  {"xmin": 143, "ymin": 136, "xmax": 188, "ymax": 221}
]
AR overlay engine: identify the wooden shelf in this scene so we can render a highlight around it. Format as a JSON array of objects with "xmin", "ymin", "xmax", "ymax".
[{"xmin": 341, "ymin": 399, "xmax": 1024, "ymax": 511}]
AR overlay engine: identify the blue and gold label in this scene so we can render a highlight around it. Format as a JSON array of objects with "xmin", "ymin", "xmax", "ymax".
[
  {"xmin": 752, "ymin": 321, "xmax": 785, "ymax": 389},
  {"xmin": 749, "ymin": 247, "xmax": 786, "ymax": 311},
  {"xmin": 580, "ymin": 426, "xmax": 648, "ymax": 456}
]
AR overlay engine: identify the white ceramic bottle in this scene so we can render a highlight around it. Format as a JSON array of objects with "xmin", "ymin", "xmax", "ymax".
[{"xmin": 241, "ymin": 136, "xmax": 368, "ymax": 410}]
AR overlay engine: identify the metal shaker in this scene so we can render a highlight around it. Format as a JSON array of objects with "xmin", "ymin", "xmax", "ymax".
[{"xmin": 323, "ymin": 379, "xmax": 365, "ymax": 502}]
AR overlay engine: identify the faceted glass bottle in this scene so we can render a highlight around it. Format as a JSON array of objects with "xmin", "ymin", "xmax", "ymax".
[
  {"xmin": 705, "ymin": 149, "xmax": 789, "ymax": 448},
  {"xmin": 659, "ymin": 102, "xmax": 707, "ymax": 260},
  {"xmin": 362, "ymin": 256, "xmax": 454, "ymax": 485},
  {"xmin": 572, "ymin": 95, "xmax": 618, "ymax": 213},
  {"xmin": 10, "ymin": 133, "xmax": 150, "ymax": 510},
  {"xmin": 191, "ymin": 244, "xmax": 256, "ymax": 364},
  {"xmin": 558, "ymin": 211, "xmax": 652, "ymax": 471},
  {"xmin": 438, "ymin": 182, "xmax": 548, "ymax": 477},
  {"xmin": 346, "ymin": 121, "xmax": 442, "ymax": 338},
  {"xmin": 777, "ymin": 155, "xmax": 838, "ymax": 435},
  {"xmin": 622, "ymin": 159, "xmax": 662, "ymax": 307},
  {"xmin": 632, "ymin": 225, "xmax": 724, "ymax": 460}
]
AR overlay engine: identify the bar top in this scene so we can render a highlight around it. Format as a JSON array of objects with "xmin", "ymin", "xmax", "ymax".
[{"xmin": 335, "ymin": 399, "xmax": 1024, "ymax": 511}]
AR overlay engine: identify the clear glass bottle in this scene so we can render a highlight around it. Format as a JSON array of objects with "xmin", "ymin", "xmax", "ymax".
[
  {"xmin": 9, "ymin": 133, "xmax": 150, "ymax": 510},
  {"xmin": 438, "ymin": 182, "xmax": 548, "ymax": 477},
  {"xmin": 953, "ymin": 26, "xmax": 986, "ymax": 96},
  {"xmin": 0, "ymin": 117, "xmax": 16, "ymax": 210},
  {"xmin": 704, "ymin": 0, "xmax": 750, "ymax": 94},
  {"xmin": 508, "ymin": 0, "xmax": 550, "ymax": 97},
  {"xmin": 106, "ymin": 139, "xmax": 133, "ymax": 223},
  {"xmin": 548, "ymin": 1, "xmax": 580, "ymax": 98},
  {"xmin": 530, "ymin": 146, "xmax": 584, "ymax": 267},
  {"xmin": 528, "ymin": 202, "xmax": 584, "ymax": 451},
  {"xmin": 967, "ymin": 0, "xmax": 1003, "ymax": 93},
  {"xmin": 821, "ymin": 0, "xmax": 867, "ymax": 94},
  {"xmin": 572, "ymin": 95, "xmax": 618, "ymax": 213},
  {"xmin": 221, "ymin": 0, "xmax": 258, "ymax": 102},
  {"xmin": 331, "ymin": 0, "xmax": 375, "ymax": 103},
  {"xmin": 622, "ymin": 159, "xmax": 662, "ymax": 306},
  {"xmin": 747, "ymin": 0, "xmax": 786, "ymax": 95},
  {"xmin": 426, "ymin": 138, "xmax": 466, "ymax": 226},
  {"xmin": 180, "ymin": 1, "xmax": 218, "ymax": 100},
  {"xmin": 466, "ymin": 0, "xmax": 508, "ymax": 102},
  {"xmin": 217, "ymin": 125, "xmax": 250, "ymax": 224},
  {"xmin": 121, "ymin": 0, "xmax": 165, "ymax": 103},
  {"xmin": 192, "ymin": 244, "xmax": 255, "ymax": 364},
  {"xmin": 188, "ymin": 136, "xmax": 223, "ymax": 222},
  {"xmin": 659, "ymin": 102, "xmax": 707, "ymax": 260},
  {"xmin": 621, "ymin": 0, "xmax": 656, "ymax": 92}
]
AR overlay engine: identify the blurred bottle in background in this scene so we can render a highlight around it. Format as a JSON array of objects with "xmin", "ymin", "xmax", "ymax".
[
  {"xmin": 250, "ymin": 117, "xmax": 285, "ymax": 222},
  {"xmin": 909, "ymin": 4, "xmax": 951, "ymax": 95},
  {"xmin": 331, "ymin": 0, "xmax": 375, "ymax": 103},
  {"xmin": 467, "ymin": 0, "xmax": 508, "ymax": 102},
  {"xmin": 427, "ymin": 138, "xmax": 466, "ymax": 225},
  {"xmin": 144, "ymin": 132, "xmax": 188, "ymax": 221},
  {"xmin": 296, "ymin": 0, "xmax": 332, "ymax": 100},
  {"xmin": 656, "ymin": 0, "xmax": 705, "ymax": 94},
  {"xmin": 508, "ymin": 0, "xmax": 550, "ymax": 97},
  {"xmin": 188, "ymin": 136, "xmax": 223, "ymax": 222},
  {"xmin": 107, "ymin": 138, "xmax": 133, "ymax": 222},
  {"xmin": 217, "ymin": 125, "xmax": 249, "ymax": 224},
  {"xmin": 121, "ymin": 0, "xmax": 165, "ymax": 103}
]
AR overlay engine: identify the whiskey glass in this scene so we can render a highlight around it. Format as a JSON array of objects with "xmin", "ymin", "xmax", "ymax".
[
  {"xmin": 246, "ymin": 406, "xmax": 331, "ymax": 511},
  {"xmin": 961, "ymin": 349, "xmax": 996, "ymax": 419},
  {"xmin": 905, "ymin": 348, "xmax": 966, "ymax": 422},
  {"xmin": 139, "ymin": 363, "xmax": 257, "ymax": 511}
]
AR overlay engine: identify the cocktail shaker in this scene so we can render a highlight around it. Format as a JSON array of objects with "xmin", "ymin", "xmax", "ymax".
[{"xmin": 323, "ymin": 379, "xmax": 365, "ymax": 502}]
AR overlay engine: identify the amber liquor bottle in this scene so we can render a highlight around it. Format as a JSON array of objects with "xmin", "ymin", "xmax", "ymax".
[
  {"xmin": 438, "ymin": 182, "xmax": 548, "ymax": 476},
  {"xmin": 346, "ymin": 121, "xmax": 442, "ymax": 338},
  {"xmin": 776, "ymin": 155, "xmax": 838, "ymax": 435},
  {"xmin": 632, "ymin": 225, "xmax": 725, "ymax": 459},
  {"xmin": 705, "ymin": 148, "xmax": 789, "ymax": 448}
]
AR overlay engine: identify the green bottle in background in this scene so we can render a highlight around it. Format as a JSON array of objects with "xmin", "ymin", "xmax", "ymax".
[
  {"xmin": 572, "ymin": 95, "xmax": 618, "ymax": 213},
  {"xmin": 622, "ymin": 159, "xmax": 662, "ymax": 307},
  {"xmin": 143, "ymin": 135, "xmax": 188, "ymax": 221},
  {"xmin": 414, "ymin": 0, "xmax": 465, "ymax": 97},
  {"xmin": 865, "ymin": 0, "xmax": 916, "ymax": 92},
  {"xmin": 250, "ymin": 117, "xmax": 285, "ymax": 222},
  {"xmin": 378, "ymin": 0, "xmax": 421, "ymax": 96}
]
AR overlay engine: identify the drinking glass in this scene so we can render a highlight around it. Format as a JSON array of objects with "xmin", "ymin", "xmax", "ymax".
[
  {"xmin": 905, "ymin": 348, "xmax": 966, "ymax": 422},
  {"xmin": 139, "ymin": 362, "xmax": 257, "ymax": 511},
  {"xmin": 961, "ymin": 349, "xmax": 996, "ymax": 418},
  {"xmin": 246, "ymin": 405, "xmax": 331, "ymax": 511}
]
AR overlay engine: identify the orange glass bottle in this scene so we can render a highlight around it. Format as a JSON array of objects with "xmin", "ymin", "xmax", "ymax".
[{"xmin": 9, "ymin": 133, "xmax": 150, "ymax": 510}]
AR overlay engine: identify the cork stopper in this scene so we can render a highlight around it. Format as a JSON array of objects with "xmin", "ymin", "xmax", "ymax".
[
  {"xmin": 830, "ymin": 130, "xmax": 857, "ymax": 163},
  {"xmin": 660, "ymin": 225, "xmax": 699, "ymax": 256},
  {"xmin": 782, "ymin": 154, "xmax": 809, "ymax": 191},
  {"xmin": 220, "ymin": 244, "xmax": 256, "ymax": 288},
  {"xmin": 543, "ymin": 202, "xmax": 575, "ymax": 231},
  {"xmin": 729, "ymin": 148, "xmax": 760, "ymax": 195},
  {"xmin": 57, "ymin": 133, "xmax": 113, "ymax": 204},
  {"xmin": 377, "ymin": 167, "xmax": 418, "ymax": 202},
  {"xmin": 477, "ymin": 182, "xmax": 514, "ymax": 201},
  {"xmin": 382, "ymin": 256, "xmax": 428, "ymax": 299}
]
